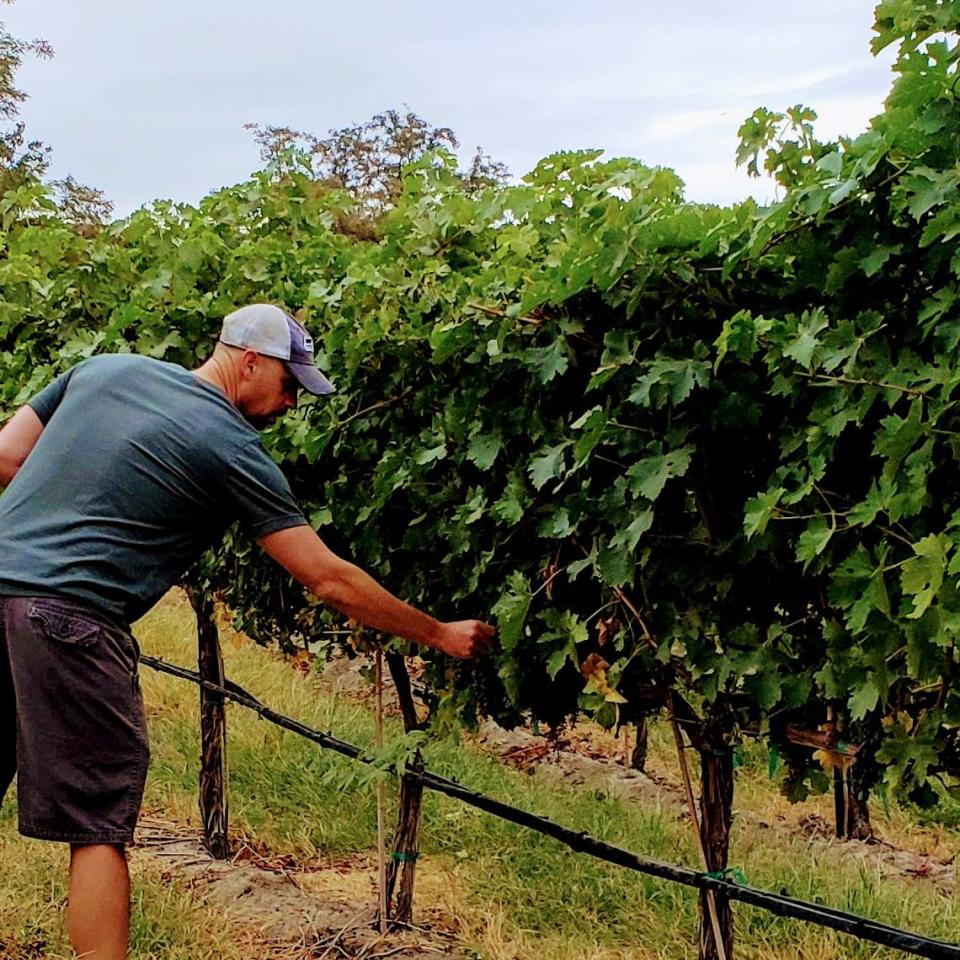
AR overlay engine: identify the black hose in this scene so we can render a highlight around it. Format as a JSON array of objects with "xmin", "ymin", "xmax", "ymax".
[{"xmin": 140, "ymin": 654, "xmax": 960, "ymax": 960}]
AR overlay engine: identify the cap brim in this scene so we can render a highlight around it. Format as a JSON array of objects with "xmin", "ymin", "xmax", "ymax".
[{"xmin": 287, "ymin": 361, "xmax": 336, "ymax": 396}]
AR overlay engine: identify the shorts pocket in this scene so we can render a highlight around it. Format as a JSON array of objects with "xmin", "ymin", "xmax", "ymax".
[{"xmin": 27, "ymin": 601, "xmax": 101, "ymax": 648}]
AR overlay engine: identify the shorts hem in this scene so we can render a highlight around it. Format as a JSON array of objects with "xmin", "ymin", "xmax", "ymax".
[{"xmin": 19, "ymin": 823, "xmax": 133, "ymax": 845}]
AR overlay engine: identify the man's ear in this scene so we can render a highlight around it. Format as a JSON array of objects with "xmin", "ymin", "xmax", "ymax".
[{"xmin": 240, "ymin": 349, "xmax": 259, "ymax": 379}]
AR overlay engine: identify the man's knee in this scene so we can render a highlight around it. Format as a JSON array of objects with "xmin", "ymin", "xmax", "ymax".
[{"xmin": 69, "ymin": 843, "xmax": 128, "ymax": 868}]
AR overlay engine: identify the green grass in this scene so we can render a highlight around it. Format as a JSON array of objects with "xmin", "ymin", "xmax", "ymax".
[
  {"xmin": 4, "ymin": 590, "xmax": 957, "ymax": 959},
  {"xmin": 134, "ymin": 593, "xmax": 960, "ymax": 960},
  {"xmin": 0, "ymin": 811, "xmax": 261, "ymax": 959}
]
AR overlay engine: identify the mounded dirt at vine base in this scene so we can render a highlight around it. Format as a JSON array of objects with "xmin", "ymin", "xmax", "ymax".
[
  {"xmin": 475, "ymin": 721, "xmax": 959, "ymax": 895},
  {"xmin": 131, "ymin": 814, "xmax": 468, "ymax": 959}
]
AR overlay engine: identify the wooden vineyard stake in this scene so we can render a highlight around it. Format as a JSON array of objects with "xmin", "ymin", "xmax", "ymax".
[
  {"xmin": 375, "ymin": 647, "xmax": 388, "ymax": 934},
  {"xmin": 185, "ymin": 584, "xmax": 230, "ymax": 859},
  {"xmin": 834, "ymin": 767, "xmax": 848, "ymax": 839},
  {"xmin": 632, "ymin": 717, "xmax": 649, "ymax": 772},
  {"xmin": 670, "ymin": 717, "xmax": 729, "ymax": 960},
  {"xmin": 697, "ymin": 742, "xmax": 735, "ymax": 960},
  {"xmin": 384, "ymin": 652, "xmax": 425, "ymax": 926}
]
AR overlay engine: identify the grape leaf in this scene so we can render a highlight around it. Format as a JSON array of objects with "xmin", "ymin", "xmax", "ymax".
[
  {"xmin": 849, "ymin": 678, "xmax": 880, "ymax": 720},
  {"xmin": 900, "ymin": 533, "xmax": 952, "ymax": 619},
  {"xmin": 626, "ymin": 447, "xmax": 693, "ymax": 501},
  {"xmin": 528, "ymin": 442, "xmax": 570, "ymax": 491},
  {"xmin": 492, "ymin": 572, "xmax": 531, "ymax": 652}
]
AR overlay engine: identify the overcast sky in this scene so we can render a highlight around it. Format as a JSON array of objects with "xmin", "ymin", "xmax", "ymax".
[{"xmin": 5, "ymin": 2, "xmax": 897, "ymax": 217}]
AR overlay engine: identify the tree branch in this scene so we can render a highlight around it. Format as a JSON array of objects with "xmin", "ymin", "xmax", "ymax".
[{"xmin": 334, "ymin": 388, "xmax": 412, "ymax": 430}]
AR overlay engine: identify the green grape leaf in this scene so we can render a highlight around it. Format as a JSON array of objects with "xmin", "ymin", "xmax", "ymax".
[
  {"xmin": 849, "ymin": 678, "xmax": 880, "ymax": 720},
  {"xmin": 860, "ymin": 245, "xmax": 901, "ymax": 277},
  {"xmin": 610, "ymin": 510, "xmax": 654, "ymax": 552},
  {"xmin": 414, "ymin": 443, "xmax": 448, "ymax": 465},
  {"xmin": 626, "ymin": 447, "xmax": 693, "ymax": 501},
  {"xmin": 492, "ymin": 572, "xmax": 531, "ymax": 652},
  {"xmin": 744, "ymin": 487, "xmax": 786, "ymax": 538},
  {"xmin": 527, "ymin": 339, "xmax": 569, "ymax": 383},
  {"xmin": 598, "ymin": 542, "xmax": 633, "ymax": 588},
  {"xmin": 783, "ymin": 310, "xmax": 829, "ymax": 368},
  {"xmin": 900, "ymin": 533, "xmax": 952, "ymax": 619},
  {"xmin": 528, "ymin": 442, "xmax": 570, "ymax": 490},
  {"xmin": 466, "ymin": 432, "xmax": 502, "ymax": 470},
  {"xmin": 795, "ymin": 520, "xmax": 833, "ymax": 570}
]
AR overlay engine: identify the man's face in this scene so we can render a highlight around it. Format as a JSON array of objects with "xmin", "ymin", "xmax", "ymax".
[{"xmin": 237, "ymin": 355, "xmax": 300, "ymax": 429}]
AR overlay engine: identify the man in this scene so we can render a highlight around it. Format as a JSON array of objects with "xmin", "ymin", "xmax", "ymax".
[{"xmin": 0, "ymin": 303, "xmax": 496, "ymax": 960}]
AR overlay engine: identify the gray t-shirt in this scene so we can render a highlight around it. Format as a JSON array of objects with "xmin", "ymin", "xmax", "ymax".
[{"xmin": 0, "ymin": 354, "xmax": 307, "ymax": 624}]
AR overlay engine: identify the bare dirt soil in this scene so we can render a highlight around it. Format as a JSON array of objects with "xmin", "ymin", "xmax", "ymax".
[{"xmin": 132, "ymin": 815, "xmax": 470, "ymax": 960}]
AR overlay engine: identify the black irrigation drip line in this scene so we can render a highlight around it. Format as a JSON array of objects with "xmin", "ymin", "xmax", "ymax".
[{"xmin": 140, "ymin": 654, "xmax": 960, "ymax": 960}]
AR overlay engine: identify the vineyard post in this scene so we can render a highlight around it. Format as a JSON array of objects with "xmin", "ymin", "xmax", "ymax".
[
  {"xmin": 384, "ymin": 651, "xmax": 425, "ymax": 926},
  {"xmin": 831, "ymin": 727, "xmax": 874, "ymax": 841},
  {"xmin": 844, "ymin": 761, "xmax": 873, "ymax": 841},
  {"xmin": 185, "ymin": 583, "xmax": 230, "ymax": 859},
  {"xmin": 671, "ymin": 710, "xmax": 729, "ymax": 960},
  {"xmin": 699, "ymin": 740, "xmax": 735, "ymax": 960},
  {"xmin": 842, "ymin": 726, "xmax": 878, "ymax": 842},
  {"xmin": 833, "ymin": 768, "xmax": 847, "ymax": 840},
  {"xmin": 375, "ymin": 648, "xmax": 388, "ymax": 935},
  {"xmin": 631, "ymin": 717, "xmax": 649, "ymax": 773}
]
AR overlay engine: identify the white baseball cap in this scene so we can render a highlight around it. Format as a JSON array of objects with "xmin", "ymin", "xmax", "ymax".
[{"xmin": 220, "ymin": 304, "xmax": 335, "ymax": 396}]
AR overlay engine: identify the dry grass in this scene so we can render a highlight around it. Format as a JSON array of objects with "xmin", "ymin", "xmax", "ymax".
[{"xmin": 548, "ymin": 717, "xmax": 960, "ymax": 861}]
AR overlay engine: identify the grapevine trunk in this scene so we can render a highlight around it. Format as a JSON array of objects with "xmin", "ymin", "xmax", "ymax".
[
  {"xmin": 187, "ymin": 583, "xmax": 230, "ymax": 860},
  {"xmin": 384, "ymin": 652, "xmax": 425, "ymax": 926},
  {"xmin": 699, "ymin": 746, "xmax": 734, "ymax": 960}
]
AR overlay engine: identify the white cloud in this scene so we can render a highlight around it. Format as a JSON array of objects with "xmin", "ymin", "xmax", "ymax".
[
  {"xmin": 679, "ymin": 159, "xmax": 780, "ymax": 207},
  {"xmin": 807, "ymin": 94, "xmax": 889, "ymax": 140},
  {"xmin": 645, "ymin": 110, "xmax": 734, "ymax": 143}
]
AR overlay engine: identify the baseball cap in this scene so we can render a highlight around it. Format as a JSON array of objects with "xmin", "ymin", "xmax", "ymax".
[{"xmin": 219, "ymin": 304, "xmax": 335, "ymax": 396}]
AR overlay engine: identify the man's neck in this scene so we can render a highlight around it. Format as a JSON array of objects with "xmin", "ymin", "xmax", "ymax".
[{"xmin": 193, "ymin": 354, "xmax": 240, "ymax": 406}]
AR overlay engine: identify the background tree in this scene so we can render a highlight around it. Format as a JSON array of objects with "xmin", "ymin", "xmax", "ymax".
[
  {"xmin": 0, "ymin": 1, "xmax": 51, "ymax": 192},
  {"xmin": 246, "ymin": 108, "xmax": 508, "ymax": 217},
  {"xmin": 0, "ymin": 2, "xmax": 110, "ymax": 223}
]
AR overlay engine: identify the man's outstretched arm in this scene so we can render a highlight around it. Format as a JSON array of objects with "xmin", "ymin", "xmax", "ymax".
[
  {"xmin": 258, "ymin": 525, "xmax": 496, "ymax": 659},
  {"xmin": 0, "ymin": 406, "xmax": 44, "ymax": 486}
]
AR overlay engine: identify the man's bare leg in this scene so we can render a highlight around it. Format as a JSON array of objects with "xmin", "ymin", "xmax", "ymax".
[{"xmin": 68, "ymin": 844, "xmax": 129, "ymax": 960}]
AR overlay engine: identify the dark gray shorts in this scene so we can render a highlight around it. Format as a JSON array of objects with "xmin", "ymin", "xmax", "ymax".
[{"xmin": 0, "ymin": 595, "xmax": 149, "ymax": 844}]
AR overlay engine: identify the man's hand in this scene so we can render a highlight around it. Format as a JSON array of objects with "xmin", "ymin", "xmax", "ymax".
[{"xmin": 432, "ymin": 620, "xmax": 497, "ymax": 659}]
